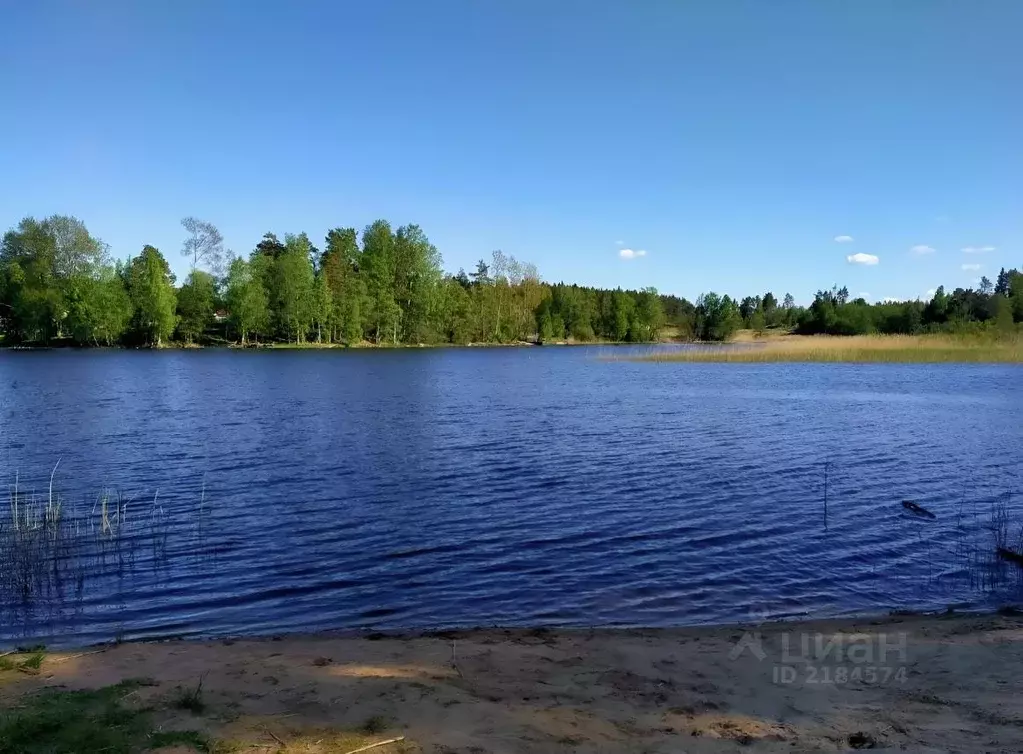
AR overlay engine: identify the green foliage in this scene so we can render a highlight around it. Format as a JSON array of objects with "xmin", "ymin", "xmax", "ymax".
[
  {"xmin": 271, "ymin": 234, "xmax": 316, "ymax": 342},
  {"xmin": 1010, "ymin": 270, "xmax": 1023, "ymax": 323},
  {"xmin": 361, "ymin": 220, "xmax": 398, "ymax": 343},
  {"xmin": 993, "ymin": 294, "xmax": 1015, "ymax": 334},
  {"xmin": 632, "ymin": 288, "xmax": 664, "ymax": 342},
  {"xmin": 532, "ymin": 281, "xmax": 662, "ymax": 344},
  {"xmin": 127, "ymin": 246, "xmax": 177, "ymax": 346},
  {"xmin": 4, "ymin": 212, "xmax": 1015, "ymax": 349},
  {"xmin": 225, "ymin": 256, "xmax": 270, "ymax": 344},
  {"xmin": 0, "ymin": 214, "xmax": 686, "ymax": 347},
  {"xmin": 695, "ymin": 292, "xmax": 742, "ymax": 341},
  {"xmin": 749, "ymin": 308, "xmax": 765, "ymax": 333},
  {"xmin": 322, "ymin": 227, "xmax": 365, "ymax": 343},
  {"xmin": 0, "ymin": 215, "xmax": 110, "ymax": 343},
  {"xmin": 65, "ymin": 269, "xmax": 133, "ymax": 346},
  {"xmin": 792, "ymin": 277, "xmax": 1023, "ymax": 338},
  {"xmin": 312, "ymin": 271, "xmax": 332, "ymax": 343},
  {"xmin": 176, "ymin": 270, "xmax": 217, "ymax": 343}
]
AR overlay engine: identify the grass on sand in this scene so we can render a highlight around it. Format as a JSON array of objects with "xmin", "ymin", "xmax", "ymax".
[
  {"xmin": 0, "ymin": 649, "xmax": 415, "ymax": 754},
  {"xmin": 0, "ymin": 678, "xmax": 212, "ymax": 754},
  {"xmin": 634, "ymin": 332, "xmax": 1023, "ymax": 364}
]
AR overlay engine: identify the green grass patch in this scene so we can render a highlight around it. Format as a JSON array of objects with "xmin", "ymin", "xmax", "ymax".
[
  {"xmin": 0, "ymin": 680, "xmax": 212, "ymax": 754},
  {"xmin": 19, "ymin": 653, "xmax": 44, "ymax": 670},
  {"xmin": 0, "ymin": 652, "xmax": 46, "ymax": 673}
]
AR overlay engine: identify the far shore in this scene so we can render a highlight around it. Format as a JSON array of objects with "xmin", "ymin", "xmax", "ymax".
[
  {"xmin": 6, "ymin": 330, "xmax": 1023, "ymax": 364},
  {"xmin": 3, "ymin": 611, "xmax": 1023, "ymax": 752},
  {"xmin": 0, "ymin": 337, "xmax": 666, "ymax": 352},
  {"xmin": 628, "ymin": 332, "xmax": 1023, "ymax": 364}
]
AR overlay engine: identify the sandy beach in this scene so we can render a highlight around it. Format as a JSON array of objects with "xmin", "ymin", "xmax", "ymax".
[{"xmin": 2, "ymin": 612, "xmax": 1022, "ymax": 753}]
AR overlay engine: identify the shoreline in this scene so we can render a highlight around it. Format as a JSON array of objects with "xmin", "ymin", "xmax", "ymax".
[
  {"xmin": 59, "ymin": 604, "xmax": 1021, "ymax": 650},
  {"xmin": 4, "ymin": 604, "xmax": 1020, "ymax": 654},
  {"xmin": 0, "ymin": 338, "xmax": 670, "ymax": 352},
  {"xmin": 4, "ymin": 611, "xmax": 1023, "ymax": 752},
  {"xmin": 5, "ymin": 331, "xmax": 1022, "ymax": 363}
]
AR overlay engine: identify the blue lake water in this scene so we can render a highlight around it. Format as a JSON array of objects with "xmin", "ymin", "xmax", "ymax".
[{"xmin": 1, "ymin": 348, "xmax": 1021, "ymax": 646}]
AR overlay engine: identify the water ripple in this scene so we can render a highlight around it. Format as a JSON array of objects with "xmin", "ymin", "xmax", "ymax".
[{"xmin": 0, "ymin": 348, "xmax": 1021, "ymax": 646}]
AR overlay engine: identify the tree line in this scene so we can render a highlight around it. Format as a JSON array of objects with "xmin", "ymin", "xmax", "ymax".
[
  {"xmin": 793, "ymin": 274, "xmax": 1023, "ymax": 337},
  {"xmin": 0, "ymin": 215, "xmax": 667, "ymax": 347},
  {"xmin": 2, "ymin": 214, "xmax": 1019, "ymax": 347}
]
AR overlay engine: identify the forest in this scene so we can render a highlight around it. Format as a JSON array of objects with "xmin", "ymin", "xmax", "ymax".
[{"xmin": 1, "ymin": 214, "xmax": 1021, "ymax": 347}]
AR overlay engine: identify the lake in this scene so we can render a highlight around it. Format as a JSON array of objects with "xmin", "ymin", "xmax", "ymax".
[{"xmin": 1, "ymin": 347, "xmax": 1021, "ymax": 646}]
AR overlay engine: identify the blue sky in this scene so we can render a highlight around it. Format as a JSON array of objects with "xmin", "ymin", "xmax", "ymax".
[{"xmin": 1, "ymin": 1, "xmax": 1019, "ymax": 303}]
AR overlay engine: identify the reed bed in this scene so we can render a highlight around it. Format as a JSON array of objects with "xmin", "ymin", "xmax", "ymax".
[
  {"xmin": 2, "ymin": 489, "xmax": 161, "ymax": 610},
  {"xmin": 0, "ymin": 467, "xmax": 184, "ymax": 628},
  {"xmin": 631, "ymin": 334, "xmax": 1023, "ymax": 364}
]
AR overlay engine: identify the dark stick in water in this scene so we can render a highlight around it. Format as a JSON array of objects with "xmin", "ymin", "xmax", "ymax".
[{"xmin": 902, "ymin": 500, "xmax": 937, "ymax": 520}]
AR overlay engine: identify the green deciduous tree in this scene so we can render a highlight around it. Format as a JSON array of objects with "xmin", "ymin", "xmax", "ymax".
[
  {"xmin": 993, "ymin": 294, "xmax": 1015, "ymax": 335},
  {"xmin": 66, "ymin": 269, "xmax": 132, "ymax": 346},
  {"xmin": 695, "ymin": 292, "xmax": 742, "ymax": 341},
  {"xmin": 361, "ymin": 220, "xmax": 398, "ymax": 343},
  {"xmin": 393, "ymin": 224, "xmax": 443, "ymax": 342},
  {"xmin": 127, "ymin": 245, "xmax": 177, "ymax": 347},
  {"xmin": 271, "ymin": 234, "xmax": 315, "ymax": 342},
  {"xmin": 225, "ymin": 256, "xmax": 270, "ymax": 344},
  {"xmin": 1009, "ymin": 270, "xmax": 1023, "ymax": 323},
  {"xmin": 312, "ymin": 271, "xmax": 332, "ymax": 343},
  {"xmin": 176, "ymin": 270, "xmax": 217, "ymax": 343},
  {"xmin": 0, "ymin": 215, "xmax": 112, "ymax": 343}
]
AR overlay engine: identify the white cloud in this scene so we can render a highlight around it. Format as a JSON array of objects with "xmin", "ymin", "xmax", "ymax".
[
  {"xmin": 961, "ymin": 263, "xmax": 982, "ymax": 271},
  {"xmin": 857, "ymin": 292, "xmax": 871, "ymax": 300},
  {"xmin": 618, "ymin": 248, "xmax": 647, "ymax": 260},
  {"xmin": 846, "ymin": 252, "xmax": 879, "ymax": 266},
  {"xmin": 962, "ymin": 245, "xmax": 996, "ymax": 254},
  {"xmin": 925, "ymin": 288, "xmax": 937, "ymax": 299},
  {"xmin": 834, "ymin": 235, "xmax": 854, "ymax": 243},
  {"xmin": 910, "ymin": 244, "xmax": 936, "ymax": 255}
]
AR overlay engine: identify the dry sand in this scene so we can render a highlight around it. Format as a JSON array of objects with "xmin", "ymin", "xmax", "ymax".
[{"xmin": 3, "ymin": 612, "xmax": 1023, "ymax": 753}]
